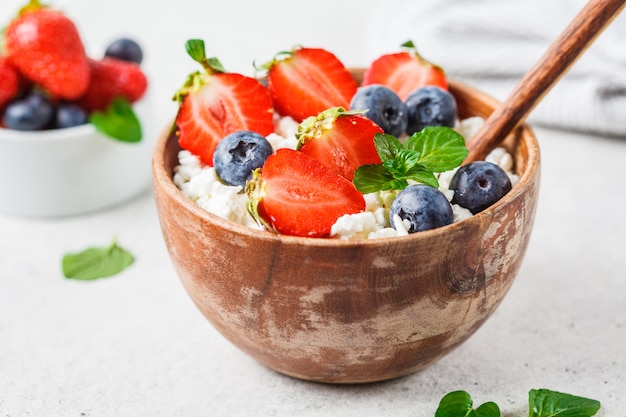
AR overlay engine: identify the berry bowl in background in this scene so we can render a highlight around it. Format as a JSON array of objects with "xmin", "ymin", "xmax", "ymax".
[
  {"xmin": 152, "ymin": 73, "xmax": 541, "ymax": 384},
  {"xmin": 0, "ymin": 96, "xmax": 155, "ymax": 218}
]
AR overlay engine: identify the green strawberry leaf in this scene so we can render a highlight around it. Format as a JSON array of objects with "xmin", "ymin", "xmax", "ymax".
[
  {"xmin": 62, "ymin": 239, "xmax": 135, "ymax": 281},
  {"xmin": 529, "ymin": 389, "xmax": 601, "ymax": 417},
  {"xmin": 18, "ymin": 0, "xmax": 48, "ymax": 16},
  {"xmin": 435, "ymin": 391, "xmax": 501, "ymax": 417},
  {"xmin": 353, "ymin": 127, "xmax": 468, "ymax": 193},
  {"xmin": 296, "ymin": 107, "xmax": 366, "ymax": 148},
  {"xmin": 185, "ymin": 38, "xmax": 226, "ymax": 74},
  {"xmin": 401, "ymin": 39, "xmax": 417, "ymax": 50},
  {"xmin": 185, "ymin": 39, "xmax": 207, "ymax": 63},
  {"xmin": 90, "ymin": 97, "xmax": 142, "ymax": 143}
]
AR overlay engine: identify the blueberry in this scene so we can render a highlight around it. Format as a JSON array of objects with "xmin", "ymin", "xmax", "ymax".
[
  {"xmin": 2, "ymin": 91, "xmax": 54, "ymax": 131},
  {"xmin": 213, "ymin": 130, "xmax": 274, "ymax": 187},
  {"xmin": 104, "ymin": 38, "xmax": 143, "ymax": 64},
  {"xmin": 350, "ymin": 84, "xmax": 408, "ymax": 137},
  {"xmin": 54, "ymin": 102, "xmax": 88, "ymax": 129},
  {"xmin": 449, "ymin": 161, "xmax": 512, "ymax": 214},
  {"xmin": 390, "ymin": 184, "xmax": 453, "ymax": 233},
  {"xmin": 405, "ymin": 86, "xmax": 457, "ymax": 135}
]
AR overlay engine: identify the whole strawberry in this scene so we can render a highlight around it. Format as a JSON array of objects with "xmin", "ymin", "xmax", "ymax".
[
  {"xmin": 4, "ymin": 0, "xmax": 90, "ymax": 100},
  {"xmin": 0, "ymin": 57, "xmax": 20, "ymax": 110},
  {"xmin": 79, "ymin": 58, "xmax": 148, "ymax": 112}
]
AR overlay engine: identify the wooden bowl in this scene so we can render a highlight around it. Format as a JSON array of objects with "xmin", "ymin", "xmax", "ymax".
[{"xmin": 152, "ymin": 74, "xmax": 541, "ymax": 384}]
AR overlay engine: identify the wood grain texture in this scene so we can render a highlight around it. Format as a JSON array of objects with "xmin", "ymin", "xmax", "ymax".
[
  {"xmin": 152, "ymin": 78, "xmax": 541, "ymax": 384},
  {"xmin": 465, "ymin": 0, "xmax": 626, "ymax": 162}
]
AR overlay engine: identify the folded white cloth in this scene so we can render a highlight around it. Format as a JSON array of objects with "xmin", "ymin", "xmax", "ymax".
[{"xmin": 364, "ymin": 0, "xmax": 626, "ymax": 137}]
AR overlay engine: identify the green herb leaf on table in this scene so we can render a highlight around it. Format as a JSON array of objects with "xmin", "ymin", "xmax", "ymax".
[
  {"xmin": 529, "ymin": 389, "xmax": 601, "ymax": 417},
  {"xmin": 435, "ymin": 389, "xmax": 601, "ymax": 417},
  {"xmin": 435, "ymin": 390, "xmax": 501, "ymax": 417},
  {"xmin": 352, "ymin": 126, "xmax": 468, "ymax": 194},
  {"xmin": 62, "ymin": 239, "xmax": 135, "ymax": 281},
  {"xmin": 90, "ymin": 97, "xmax": 142, "ymax": 143}
]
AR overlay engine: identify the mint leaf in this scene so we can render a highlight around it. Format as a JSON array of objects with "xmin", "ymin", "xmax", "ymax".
[
  {"xmin": 353, "ymin": 127, "xmax": 468, "ymax": 193},
  {"xmin": 353, "ymin": 164, "xmax": 407, "ymax": 194},
  {"xmin": 382, "ymin": 149, "xmax": 420, "ymax": 178},
  {"xmin": 90, "ymin": 97, "xmax": 142, "ymax": 143},
  {"xmin": 374, "ymin": 133, "xmax": 405, "ymax": 162},
  {"xmin": 435, "ymin": 391, "xmax": 500, "ymax": 417},
  {"xmin": 62, "ymin": 239, "xmax": 135, "ymax": 281},
  {"xmin": 405, "ymin": 126, "xmax": 468, "ymax": 173},
  {"xmin": 529, "ymin": 389, "xmax": 601, "ymax": 417},
  {"xmin": 435, "ymin": 389, "xmax": 600, "ymax": 417},
  {"xmin": 475, "ymin": 402, "xmax": 501, "ymax": 417},
  {"xmin": 435, "ymin": 391, "xmax": 473, "ymax": 417},
  {"xmin": 405, "ymin": 166, "xmax": 438, "ymax": 188}
]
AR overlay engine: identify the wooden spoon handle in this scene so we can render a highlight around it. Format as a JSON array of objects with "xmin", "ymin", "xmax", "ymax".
[{"xmin": 465, "ymin": 0, "xmax": 626, "ymax": 163}]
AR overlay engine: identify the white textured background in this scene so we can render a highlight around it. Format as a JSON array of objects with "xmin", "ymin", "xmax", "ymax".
[{"xmin": 1, "ymin": 1, "xmax": 625, "ymax": 416}]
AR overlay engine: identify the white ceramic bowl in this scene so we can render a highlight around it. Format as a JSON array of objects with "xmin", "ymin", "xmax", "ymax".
[{"xmin": 0, "ymin": 97, "xmax": 155, "ymax": 217}]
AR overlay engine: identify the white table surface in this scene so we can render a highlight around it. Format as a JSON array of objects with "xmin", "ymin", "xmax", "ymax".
[{"xmin": 1, "ymin": 1, "xmax": 625, "ymax": 416}]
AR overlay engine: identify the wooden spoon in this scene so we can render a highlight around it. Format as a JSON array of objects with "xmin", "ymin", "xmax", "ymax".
[{"xmin": 465, "ymin": 0, "xmax": 626, "ymax": 163}]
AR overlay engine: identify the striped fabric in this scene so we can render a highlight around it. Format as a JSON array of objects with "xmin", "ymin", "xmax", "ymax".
[{"xmin": 364, "ymin": 0, "xmax": 626, "ymax": 137}]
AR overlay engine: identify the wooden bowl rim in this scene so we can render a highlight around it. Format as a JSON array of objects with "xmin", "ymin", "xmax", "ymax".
[{"xmin": 152, "ymin": 79, "xmax": 540, "ymax": 248}]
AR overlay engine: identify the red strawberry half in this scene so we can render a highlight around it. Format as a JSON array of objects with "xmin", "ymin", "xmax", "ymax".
[
  {"xmin": 362, "ymin": 41, "xmax": 447, "ymax": 101},
  {"xmin": 247, "ymin": 149, "xmax": 365, "ymax": 238},
  {"xmin": 296, "ymin": 107, "xmax": 383, "ymax": 181},
  {"xmin": 174, "ymin": 40, "xmax": 274, "ymax": 166},
  {"xmin": 262, "ymin": 46, "xmax": 358, "ymax": 122},
  {"xmin": 4, "ymin": 2, "xmax": 90, "ymax": 100},
  {"xmin": 79, "ymin": 58, "xmax": 148, "ymax": 112}
]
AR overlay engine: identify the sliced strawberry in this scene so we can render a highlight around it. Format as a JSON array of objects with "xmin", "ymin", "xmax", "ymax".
[
  {"xmin": 4, "ymin": 3, "xmax": 90, "ymax": 100},
  {"xmin": 0, "ymin": 57, "xmax": 20, "ymax": 109},
  {"xmin": 263, "ymin": 46, "xmax": 358, "ymax": 122},
  {"xmin": 174, "ymin": 40, "xmax": 274, "ymax": 166},
  {"xmin": 362, "ymin": 41, "xmax": 447, "ymax": 101},
  {"xmin": 296, "ymin": 107, "xmax": 383, "ymax": 181},
  {"xmin": 79, "ymin": 58, "xmax": 148, "ymax": 112},
  {"xmin": 247, "ymin": 149, "xmax": 365, "ymax": 238}
]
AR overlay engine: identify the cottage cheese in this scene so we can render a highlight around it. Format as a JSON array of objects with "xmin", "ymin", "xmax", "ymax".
[{"xmin": 173, "ymin": 115, "xmax": 519, "ymax": 240}]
